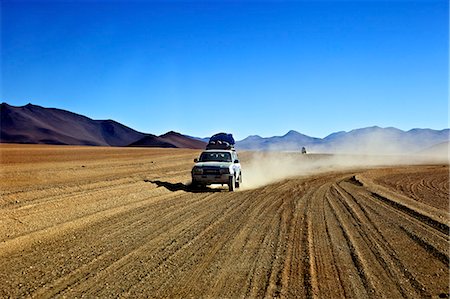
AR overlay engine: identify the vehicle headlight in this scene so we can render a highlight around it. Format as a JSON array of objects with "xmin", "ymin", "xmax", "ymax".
[
  {"xmin": 192, "ymin": 167, "xmax": 203, "ymax": 175},
  {"xmin": 220, "ymin": 167, "xmax": 230, "ymax": 174}
]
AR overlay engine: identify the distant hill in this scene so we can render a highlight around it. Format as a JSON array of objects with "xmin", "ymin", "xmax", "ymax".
[
  {"xmin": 236, "ymin": 126, "xmax": 450, "ymax": 154},
  {"xmin": 158, "ymin": 131, "xmax": 207, "ymax": 149},
  {"xmin": 129, "ymin": 131, "xmax": 206, "ymax": 149},
  {"xmin": 318, "ymin": 126, "xmax": 450, "ymax": 154},
  {"xmin": 0, "ymin": 103, "xmax": 205, "ymax": 148},
  {"xmin": 186, "ymin": 135, "xmax": 210, "ymax": 143},
  {"xmin": 126, "ymin": 134, "xmax": 177, "ymax": 148},
  {"xmin": 237, "ymin": 130, "xmax": 321, "ymax": 151}
]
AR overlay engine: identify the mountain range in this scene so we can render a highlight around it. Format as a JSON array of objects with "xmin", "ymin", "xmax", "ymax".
[
  {"xmin": 1, "ymin": 102, "xmax": 448, "ymax": 154},
  {"xmin": 236, "ymin": 127, "xmax": 449, "ymax": 154},
  {"xmin": 159, "ymin": 128, "xmax": 449, "ymax": 154},
  {"xmin": 0, "ymin": 103, "xmax": 206, "ymax": 149}
]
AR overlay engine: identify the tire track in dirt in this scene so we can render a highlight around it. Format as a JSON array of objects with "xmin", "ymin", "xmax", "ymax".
[
  {"xmin": 332, "ymin": 183, "xmax": 426, "ymax": 297},
  {"xmin": 369, "ymin": 166, "xmax": 449, "ymax": 210},
  {"xmin": 335, "ymin": 177, "xmax": 449, "ymax": 298},
  {"xmin": 326, "ymin": 189, "xmax": 378, "ymax": 297},
  {"xmin": 369, "ymin": 191, "xmax": 448, "ymax": 235},
  {"xmin": 14, "ymin": 191, "xmax": 219, "ymax": 298},
  {"xmin": 1, "ymin": 146, "xmax": 448, "ymax": 298},
  {"xmin": 351, "ymin": 178, "xmax": 449, "ymax": 255}
]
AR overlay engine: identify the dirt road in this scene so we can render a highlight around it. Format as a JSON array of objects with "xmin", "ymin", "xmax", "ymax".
[{"xmin": 1, "ymin": 145, "xmax": 448, "ymax": 298}]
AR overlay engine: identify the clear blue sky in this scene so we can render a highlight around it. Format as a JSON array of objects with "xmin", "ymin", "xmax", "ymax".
[{"xmin": 1, "ymin": 0, "xmax": 448, "ymax": 140}]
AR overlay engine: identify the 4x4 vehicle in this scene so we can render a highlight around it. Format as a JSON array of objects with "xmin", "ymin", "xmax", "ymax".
[{"xmin": 191, "ymin": 133, "xmax": 242, "ymax": 191}]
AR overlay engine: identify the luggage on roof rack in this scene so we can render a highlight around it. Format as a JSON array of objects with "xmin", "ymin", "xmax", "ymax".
[
  {"xmin": 206, "ymin": 140, "xmax": 234, "ymax": 150},
  {"xmin": 206, "ymin": 133, "xmax": 235, "ymax": 150},
  {"xmin": 209, "ymin": 133, "xmax": 235, "ymax": 144}
]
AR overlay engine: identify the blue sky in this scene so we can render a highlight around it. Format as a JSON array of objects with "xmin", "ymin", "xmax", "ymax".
[{"xmin": 1, "ymin": 0, "xmax": 448, "ymax": 140}]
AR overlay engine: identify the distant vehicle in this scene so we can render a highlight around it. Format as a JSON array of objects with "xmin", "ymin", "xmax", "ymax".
[
  {"xmin": 191, "ymin": 133, "xmax": 242, "ymax": 191},
  {"xmin": 301, "ymin": 147, "xmax": 307, "ymax": 154}
]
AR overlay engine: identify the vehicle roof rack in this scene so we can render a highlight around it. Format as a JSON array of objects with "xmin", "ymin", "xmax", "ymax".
[{"xmin": 206, "ymin": 140, "xmax": 235, "ymax": 150}]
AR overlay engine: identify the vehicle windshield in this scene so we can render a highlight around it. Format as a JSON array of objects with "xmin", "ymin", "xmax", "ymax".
[{"xmin": 199, "ymin": 152, "xmax": 232, "ymax": 162}]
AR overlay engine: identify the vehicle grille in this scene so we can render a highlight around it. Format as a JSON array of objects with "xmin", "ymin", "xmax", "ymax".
[{"xmin": 203, "ymin": 168, "xmax": 221, "ymax": 175}]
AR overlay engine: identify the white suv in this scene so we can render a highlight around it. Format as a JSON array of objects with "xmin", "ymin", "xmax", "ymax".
[{"xmin": 191, "ymin": 149, "xmax": 242, "ymax": 191}]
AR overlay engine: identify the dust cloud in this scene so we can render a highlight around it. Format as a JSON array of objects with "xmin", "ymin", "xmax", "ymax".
[
  {"xmin": 239, "ymin": 129, "xmax": 449, "ymax": 190},
  {"xmin": 240, "ymin": 150, "xmax": 448, "ymax": 190}
]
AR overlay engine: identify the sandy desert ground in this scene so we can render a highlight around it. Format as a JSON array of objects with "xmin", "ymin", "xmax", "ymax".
[{"xmin": 0, "ymin": 144, "xmax": 449, "ymax": 298}]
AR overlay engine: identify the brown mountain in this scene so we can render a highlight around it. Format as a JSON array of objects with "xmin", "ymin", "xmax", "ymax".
[
  {"xmin": 1, "ymin": 103, "xmax": 146, "ymax": 146},
  {"xmin": 0, "ymin": 103, "xmax": 206, "ymax": 149},
  {"xmin": 128, "ymin": 132, "xmax": 206, "ymax": 149},
  {"xmin": 127, "ymin": 134, "xmax": 177, "ymax": 148},
  {"xmin": 158, "ymin": 131, "xmax": 207, "ymax": 149}
]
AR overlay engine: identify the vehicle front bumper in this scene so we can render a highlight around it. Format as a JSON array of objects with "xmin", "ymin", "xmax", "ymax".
[{"xmin": 192, "ymin": 173, "xmax": 232, "ymax": 185}]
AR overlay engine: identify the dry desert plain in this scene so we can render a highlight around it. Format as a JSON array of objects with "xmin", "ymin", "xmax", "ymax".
[{"xmin": 0, "ymin": 144, "xmax": 449, "ymax": 298}]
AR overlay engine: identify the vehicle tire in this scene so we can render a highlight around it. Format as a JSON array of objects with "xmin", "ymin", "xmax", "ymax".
[
  {"xmin": 228, "ymin": 175, "xmax": 236, "ymax": 192},
  {"xmin": 235, "ymin": 172, "xmax": 241, "ymax": 188},
  {"xmin": 191, "ymin": 180, "xmax": 202, "ymax": 190}
]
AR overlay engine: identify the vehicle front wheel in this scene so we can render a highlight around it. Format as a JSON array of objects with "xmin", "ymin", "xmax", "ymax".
[
  {"xmin": 228, "ymin": 175, "xmax": 236, "ymax": 192},
  {"xmin": 191, "ymin": 180, "xmax": 203, "ymax": 190},
  {"xmin": 235, "ymin": 172, "xmax": 241, "ymax": 188}
]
